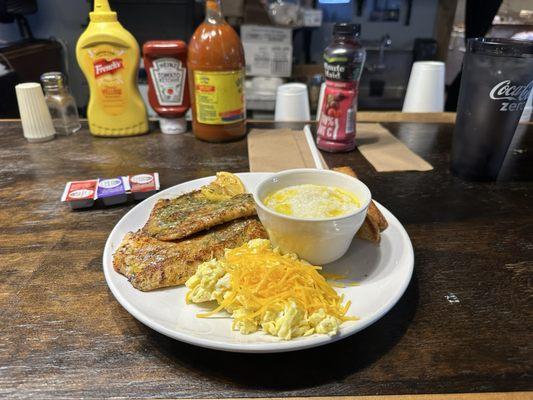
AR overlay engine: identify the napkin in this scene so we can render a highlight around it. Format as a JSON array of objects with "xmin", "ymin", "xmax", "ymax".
[
  {"xmin": 356, "ymin": 123, "xmax": 433, "ymax": 172},
  {"xmin": 248, "ymin": 129, "xmax": 328, "ymax": 172},
  {"xmin": 248, "ymin": 124, "xmax": 433, "ymax": 173}
]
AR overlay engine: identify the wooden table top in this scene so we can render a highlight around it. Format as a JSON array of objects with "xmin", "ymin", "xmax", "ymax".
[{"xmin": 0, "ymin": 118, "xmax": 532, "ymax": 399}]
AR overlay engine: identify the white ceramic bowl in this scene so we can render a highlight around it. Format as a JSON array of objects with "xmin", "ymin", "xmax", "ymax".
[{"xmin": 253, "ymin": 169, "xmax": 371, "ymax": 265}]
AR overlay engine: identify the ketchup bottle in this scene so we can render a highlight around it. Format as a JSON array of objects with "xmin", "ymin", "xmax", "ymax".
[
  {"xmin": 143, "ymin": 40, "xmax": 190, "ymax": 134},
  {"xmin": 317, "ymin": 23, "xmax": 366, "ymax": 152}
]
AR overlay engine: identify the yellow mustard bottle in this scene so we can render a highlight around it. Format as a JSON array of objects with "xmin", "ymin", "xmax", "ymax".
[{"xmin": 76, "ymin": 0, "xmax": 148, "ymax": 137}]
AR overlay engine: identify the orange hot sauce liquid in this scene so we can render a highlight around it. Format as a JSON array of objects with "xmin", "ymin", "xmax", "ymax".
[{"xmin": 187, "ymin": 0, "xmax": 246, "ymax": 142}]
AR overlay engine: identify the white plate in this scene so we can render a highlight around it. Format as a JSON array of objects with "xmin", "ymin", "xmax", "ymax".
[{"xmin": 103, "ymin": 173, "xmax": 414, "ymax": 353}]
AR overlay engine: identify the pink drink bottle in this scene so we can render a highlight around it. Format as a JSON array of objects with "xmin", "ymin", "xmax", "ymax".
[{"xmin": 317, "ymin": 23, "xmax": 366, "ymax": 152}]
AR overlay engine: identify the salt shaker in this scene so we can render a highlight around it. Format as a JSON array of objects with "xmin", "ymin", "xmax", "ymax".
[{"xmin": 40, "ymin": 72, "xmax": 81, "ymax": 135}]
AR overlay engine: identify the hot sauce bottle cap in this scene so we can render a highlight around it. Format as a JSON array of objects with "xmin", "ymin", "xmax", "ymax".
[{"xmin": 160, "ymin": 117, "xmax": 187, "ymax": 134}]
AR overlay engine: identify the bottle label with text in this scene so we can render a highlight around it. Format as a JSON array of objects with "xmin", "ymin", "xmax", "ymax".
[
  {"xmin": 150, "ymin": 57, "xmax": 186, "ymax": 106},
  {"xmin": 194, "ymin": 70, "xmax": 245, "ymax": 125},
  {"xmin": 85, "ymin": 45, "xmax": 128, "ymax": 116}
]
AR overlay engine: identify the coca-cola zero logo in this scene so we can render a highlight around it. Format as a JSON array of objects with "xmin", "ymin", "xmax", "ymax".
[{"xmin": 489, "ymin": 80, "xmax": 532, "ymax": 112}]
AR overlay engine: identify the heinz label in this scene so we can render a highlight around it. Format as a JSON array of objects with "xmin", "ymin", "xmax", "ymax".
[{"xmin": 150, "ymin": 57, "xmax": 186, "ymax": 106}]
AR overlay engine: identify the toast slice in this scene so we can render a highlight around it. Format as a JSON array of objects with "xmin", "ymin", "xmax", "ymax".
[{"xmin": 333, "ymin": 166, "xmax": 388, "ymax": 242}]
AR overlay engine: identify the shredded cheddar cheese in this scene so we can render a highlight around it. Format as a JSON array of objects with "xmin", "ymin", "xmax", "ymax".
[{"xmin": 185, "ymin": 239, "xmax": 357, "ymax": 340}]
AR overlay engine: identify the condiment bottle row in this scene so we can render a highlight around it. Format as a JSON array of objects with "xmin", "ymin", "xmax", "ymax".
[{"xmin": 75, "ymin": 0, "xmax": 245, "ymax": 142}]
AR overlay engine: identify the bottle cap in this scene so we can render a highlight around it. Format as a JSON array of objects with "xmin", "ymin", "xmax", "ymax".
[
  {"xmin": 41, "ymin": 71, "xmax": 66, "ymax": 91},
  {"xmin": 15, "ymin": 82, "xmax": 56, "ymax": 142},
  {"xmin": 333, "ymin": 23, "xmax": 361, "ymax": 38},
  {"xmin": 159, "ymin": 117, "xmax": 187, "ymax": 134},
  {"xmin": 90, "ymin": 0, "xmax": 117, "ymax": 22}
]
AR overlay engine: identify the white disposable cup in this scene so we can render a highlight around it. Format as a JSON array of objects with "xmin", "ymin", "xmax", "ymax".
[
  {"xmin": 15, "ymin": 82, "xmax": 56, "ymax": 142},
  {"xmin": 402, "ymin": 61, "xmax": 445, "ymax": 112},
  {"xmin": 275, "ymin": 83, "xmax": 311, "ymax": 121}
]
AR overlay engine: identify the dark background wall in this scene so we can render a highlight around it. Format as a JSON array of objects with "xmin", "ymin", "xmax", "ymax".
[{"xmin": 0, "ymin": 0, "xmax": 439, "ymax": 109}]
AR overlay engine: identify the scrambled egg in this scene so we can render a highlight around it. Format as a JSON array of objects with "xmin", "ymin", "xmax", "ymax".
[
  {"xmin": 185, "ymin": 239, "xmax": 355, "ymax": 340},
  {"xmin": 263, "ymin": 184, "xmax": 360, "ymax": 219}
]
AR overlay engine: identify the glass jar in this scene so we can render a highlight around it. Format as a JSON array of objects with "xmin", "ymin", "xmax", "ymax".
[{"xmin": 40, "ymin": 72, "xmax": 81, "ymax": 136}]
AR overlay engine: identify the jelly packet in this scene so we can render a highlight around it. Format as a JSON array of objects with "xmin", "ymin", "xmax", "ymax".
[
  {"xmin": 97, "ymin": 177, "xmax": 130, "ymax": 206},
  {"xmin": 61, "ymin": 180, "xmax": 99, "ymax": 209},
  {"xmin": 61, "ymin": 173, "xmax": 160, "ymax": 209},
  {"xmin": 128, "ymin": 173, "xmax": 160, "ymax": 200}
]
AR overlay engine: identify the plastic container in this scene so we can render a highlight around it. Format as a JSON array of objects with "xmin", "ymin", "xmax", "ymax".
[
  {"xmin": 76, "ymin": 0, "xmax": 149, "ymax": 137},
  {"xmin": 188, "ymin": 0, "xmax": 246, "ymax": 142},
  {"xmin": 316, "ymin": 23, "xmax": 366, "ymax": 152},
  {"xmin": 143, "ymin": 40, "xmax": 190, "ymax": 134}
]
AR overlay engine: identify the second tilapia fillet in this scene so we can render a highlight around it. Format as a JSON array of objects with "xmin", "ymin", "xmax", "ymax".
[
  {"xmin": 114, "ymin": 218, "xmax": 268, "ymax": 291},
  {"xmin": 143, "ymin": 192, "xmax": 257, "ymax": 241}
]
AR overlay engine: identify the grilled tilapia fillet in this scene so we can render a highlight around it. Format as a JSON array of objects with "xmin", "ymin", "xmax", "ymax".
[
  {"xmin": 143, "ymin": 191, "xmax": 257, "ymax": 241},
  {"xmin": 113, "ymin": 218, "xmax": 267, "ymax": 291}
]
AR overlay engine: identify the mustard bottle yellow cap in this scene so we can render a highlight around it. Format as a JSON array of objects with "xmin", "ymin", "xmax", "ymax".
[{"xmin": 90, "ymin": 0, "xmax": 117, "ymax": 22}]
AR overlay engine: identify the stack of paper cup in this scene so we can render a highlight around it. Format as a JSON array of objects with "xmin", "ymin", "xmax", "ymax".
[
  {"xmin": 402, "ymin": 61, "xmax": 445, "ymax": 112},
  {"xmin": 15, "ymin": 82, "xmax": 56, "ymax": 142},
  {"xmin": 275, "ymin": 83, "xmax": 311, "ymax": 121}
]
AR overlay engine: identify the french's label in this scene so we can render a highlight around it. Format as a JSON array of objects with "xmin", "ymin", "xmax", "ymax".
[
  {"xmin": 150, "ymin": 57, "xmax": 186, "ymax": 106},
  {"xmin": 85, "ymin": 45, "xmax": 128, "ymax": 115},
  {"xmin": 94, "ymin": 58, "xmax": 124, "ymax": 77}
]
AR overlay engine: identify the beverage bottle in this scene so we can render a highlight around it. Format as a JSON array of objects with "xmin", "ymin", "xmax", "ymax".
[
  {"xmin": 317, "ymin": 23, "xmax": 366, "ymax": 152},
  {"xmin": 76, "ymin": 0, "xmax": 149, "ymax": 137},
  {"xmin": 143, "ymin": 40, "xmax": 190, "ymax": 134},
  {"xmin": 188, "ymin": 0, "xmax": 246, "ymax": 142}
]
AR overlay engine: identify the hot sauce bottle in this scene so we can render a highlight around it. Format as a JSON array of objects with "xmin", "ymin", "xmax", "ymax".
[
  {"xmin": 317, "ymin": 23, "xmax": 366, "ymax": 152},
  {"xmin": 187, "ymin": 0, "xmax": 246, "ymax": 142},
  {"xmin": 76, "ymin": 0, "xmax": 149, "ymax": 137},
  {"xmin": 143, "ymin": 41, "xmax": 190, "ymax": 134}
]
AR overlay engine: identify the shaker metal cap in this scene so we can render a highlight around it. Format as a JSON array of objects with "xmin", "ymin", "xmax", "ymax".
[{"xmin": 40, "ymin": 71, "xmax": 66, "ymax": 90}]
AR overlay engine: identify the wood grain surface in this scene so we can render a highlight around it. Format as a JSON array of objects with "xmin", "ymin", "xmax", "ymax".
[
  {"xmin": 0, "ymin": 120, "xmax": 532, "ymax": 399},
  {"xmin": 200, "ymin": 395, "xmax": 532, "ymax": 400}
]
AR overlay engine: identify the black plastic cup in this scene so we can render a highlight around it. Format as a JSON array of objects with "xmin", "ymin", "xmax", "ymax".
[{"xmin": 451, "ymin": 38, "xmax": 533, "ymax": 181}]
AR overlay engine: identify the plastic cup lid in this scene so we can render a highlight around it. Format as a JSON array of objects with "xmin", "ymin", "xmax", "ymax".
[{"xmin": 467, "ymin": 37, "xmax": 533, "ymax": 58}]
